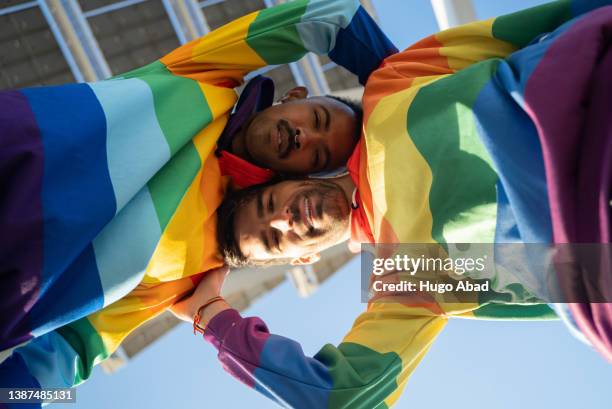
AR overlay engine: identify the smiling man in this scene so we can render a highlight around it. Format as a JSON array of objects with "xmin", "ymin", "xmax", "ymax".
[
  {"xmin": 227, "ymin": 86, "xmax": 359, "ymax": 176},
  {"xmin": 221, "ymin": 176, "xmax": 355, "ymax": 265}
]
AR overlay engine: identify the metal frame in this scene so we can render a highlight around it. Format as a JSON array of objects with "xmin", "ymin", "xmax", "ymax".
[
  {"xmin": 0, "ymin": 0, "xmax": 88, "ymax": 82},
  {"xmin": 0, "ymin": 1, "xmax": 37, "ymax": 16},
  {"xmin": 198, "ymin": 0, "xmax": 224, "ymax": 7},
  {"xmin": 0, "ymin": 0, "xmax": 364, "ymax": 89},
  {"xmin": 304, "ymin": 53, "xmax": 330, "ymax": 94},
  {"xmin": 161, "ymin": 0, "xmax": 188, "ymax": 44},
  {"xmin": 181, "ymin": 0, "xmax": 210, "ymax": 37},
  {"xmin": 38, "ymin": 0, "xmax": 85, "ymax": 82},
  {"xmin": 82, "ymin": 0, "xmax": 149, "ymax": 18},
  {"xmin": 80, "ymin": 0, "xmax": 193, "ymax": 74},
  {"xmin": 430, "ymin": 0, "xmax": 476, "ymax": 30},
  {"xmin": 58, "ymin": 0, "xmax": 112, "ymax": 80},
  {"xmin": 163, "ymin": 0, "xmax": 210, "ymax": 42}
]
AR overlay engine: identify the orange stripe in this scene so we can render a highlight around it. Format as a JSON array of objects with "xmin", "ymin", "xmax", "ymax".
[{"xmin": 362, "ymin": 34, "xmax": 452, "ymax": 126}]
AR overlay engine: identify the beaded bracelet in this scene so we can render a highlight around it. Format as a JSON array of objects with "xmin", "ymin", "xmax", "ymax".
[{"xmin": 193, "ymin": 296, "xmax": 225, "ymax": 336}]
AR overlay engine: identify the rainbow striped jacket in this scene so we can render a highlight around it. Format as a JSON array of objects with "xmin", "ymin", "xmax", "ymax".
[
  {"xmin": 202, "ymin": 1, "xmax": 612, "ymax": 408},
  {"xmin": 0, "ymin": 0, "xmax": 396, "ymax": 399}
]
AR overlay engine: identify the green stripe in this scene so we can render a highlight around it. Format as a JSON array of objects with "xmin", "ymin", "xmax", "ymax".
[
  {"xmin": 130, "ymin": 64, "xmax": 211, "ymax": 230},
  {"xmin": 246, "ymin": 0, "xmax": 308, "ymax": 64},
  {"xmin": 139, "ymin": 70, "xmax": 213, "ymax": 156},
  {"xmin": 407, "ymin": 62, "xmax": 500, "ymax": 246},
  {"xmin": 116, "ymin": 60, "xmax": 167, "ymax": 79},
  {"xmin": 147, "ymin": 142, "xmax": 201, "ymax": 231},
  {"xmin": 56, "ymin": 318, "xmax": 107, "ymax": 385},
  {"xmin": 324, "ymin": 342, "xmax": 400, "ymax": 408},
  {"xmin": 492, "ymin": 0, "xmax": 572, "ymax": 47},
  {"xmin": 473, "ymin": 302, "xmax": 558, "ymax": 320}
]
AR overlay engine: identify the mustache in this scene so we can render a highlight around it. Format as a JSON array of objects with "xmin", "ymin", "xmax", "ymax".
[
  {"xmin": 278, "ymin": 119, "xmax": 296, "ymax": 159},
  {"xmin": 288, "ymin": 186, "xmax": 343, "ymax": 238}
]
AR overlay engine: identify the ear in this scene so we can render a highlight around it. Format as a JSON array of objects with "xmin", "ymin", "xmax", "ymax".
[
  {"xmin": 290, "ymin": 253, "xmax": 320, "ymax": 265},
  {"xmin": 280, "ymin": 86, "xmax": 308, "ymax": 103}
]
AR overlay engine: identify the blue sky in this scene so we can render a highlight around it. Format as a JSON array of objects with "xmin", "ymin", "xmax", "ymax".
[{"xmin": 56, "ymin": 1, "xmax": 611, "ymax": 408}]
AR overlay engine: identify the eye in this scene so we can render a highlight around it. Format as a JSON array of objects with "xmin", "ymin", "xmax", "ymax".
[
  {"xmin": 312, "ymin": 149, "xmax": 320, "ymax": 170},
  {"xmin": 314, "ymin": 109, "xmax": 320, "ymax": 130}
]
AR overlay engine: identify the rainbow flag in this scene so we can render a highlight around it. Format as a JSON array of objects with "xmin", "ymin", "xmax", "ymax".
[
  {"xmin": 0, "ymin": 0, "xmax": 396, "ymax": 397},
  {"xmin": 201, "ymin": 1, "xmax": 612, "ymax": 407}
]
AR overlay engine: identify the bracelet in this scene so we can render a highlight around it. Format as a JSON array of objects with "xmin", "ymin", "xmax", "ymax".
[{"xmin": 193, "ymin": 296, "xmax": 225, "ymax": 336}]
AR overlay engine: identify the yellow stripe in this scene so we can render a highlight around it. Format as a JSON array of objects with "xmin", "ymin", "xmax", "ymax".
[
  {"xmin": 365, "ymin": 77, "xmax": 441, "ymax": 244},
  {"xmin": 89, "ymin": 278, "xmax": 196, "ymax": 355},
  {"xmin": 144, "ymin": 116, "xmax": 228, "ymax": 283},
  {"xmin": 436, "ymin": 19, "xmax": 516, "ymax": 72},
  {"xmin": 192, "ymin": 11, "xmax": 266, "ymax": 72},
  {"xmin": 200, "ymin": 83, "xmax": 238, "ymax": 120}
]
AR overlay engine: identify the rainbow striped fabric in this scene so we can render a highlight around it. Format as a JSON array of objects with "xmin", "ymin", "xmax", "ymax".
[
  {"xmin": 0, "ymin": 0, "xmax": 396, "ymax": 399},
  {"xmin": 202, "ymin": 1, "xmax": 611, "ymax": 407}
]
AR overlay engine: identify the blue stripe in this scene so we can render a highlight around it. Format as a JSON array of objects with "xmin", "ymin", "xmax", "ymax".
[
  {"xmin": 0, "ymin": 351, "xmax": 41, "ymax": 409},
  {"xmin": 0, "ymin": 347, "xmax": 41, "ymax": 388},
  {"xmin": 472, "ymin": 67, "xmax": 552, "ymax": 244},
  {"xmin": 89, "ymin": 79, "xmax": 171, "ymax": 213},
  {"xmin": 476, "ymin": 16, "xmax": 583, "ymax": 243},
  {"xmin": 22, "ymin": 84, "xmax": 114, "ymax": 287},
  {"xmin": 14, "ymin": 332, "xmax": 81, "ymax": 389},
  {"xmin": 93, "ymin": 187, "xmax": 162, "ymax": 307},
  {"xmin": 253, "ymin": 335, "xmax": 332, "ymax": 408},
  {"xmin": 571, "ymin": 0, "xmax": 612, "ymax": 17},
  {"xmin": 29, "ymin": 245, "xmax": 103, "ymax": 337},
  {"xmin": 508, "ymin": 13, "xmax": 580, "ymax": 97},
  {"xmin": 328, "ymin": 6, "xmax": 398, "ymax": 85}
]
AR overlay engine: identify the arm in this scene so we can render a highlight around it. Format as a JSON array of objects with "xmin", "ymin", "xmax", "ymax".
[
  {"xmin": 130, "ymin": 0, "xmax": 397, "ymax": 86},
  {"xmin": 171, "ymin": 269, "xmax": 446, "ymax": 409},
  {"xmin": 201, "ymin": 304, "xmax": 445, "ymax": 409}
]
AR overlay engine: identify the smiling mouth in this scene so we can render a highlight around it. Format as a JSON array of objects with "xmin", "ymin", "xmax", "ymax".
[{"xmin": 303, "ymin": 196, "xmax": 315, "ymax": 231}]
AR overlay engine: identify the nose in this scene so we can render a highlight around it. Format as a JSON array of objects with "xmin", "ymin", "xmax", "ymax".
[
  {"xmin": 294, "ymin": 127, "xmax": 322, "ymax": 150},
  {"xmin": 269, "ymin": 207, "xmax": 292, "ymax": 232}
]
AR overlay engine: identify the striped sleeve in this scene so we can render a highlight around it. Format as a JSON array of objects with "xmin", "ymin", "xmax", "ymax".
[
  {"xmin": 151, "ymin": 0, "xmax": 396, "ymax": 86},
  {"xmin": 204, "ymin": 304, "xmax": 446, "ymax": 409}
]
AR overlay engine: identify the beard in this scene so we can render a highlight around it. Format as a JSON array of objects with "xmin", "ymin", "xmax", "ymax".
[{"xmin": 288, "ymin": 181, "xmax": 349, "ymax": 241}]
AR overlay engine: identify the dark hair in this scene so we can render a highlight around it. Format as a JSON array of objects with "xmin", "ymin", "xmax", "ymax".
[
  {"xmin": 216, "ymin": 179, "xmax": 294, "ymax": 268},
  {"xmin": 326, "ymin": 95, "xmax": 363, "ymax": 142}
]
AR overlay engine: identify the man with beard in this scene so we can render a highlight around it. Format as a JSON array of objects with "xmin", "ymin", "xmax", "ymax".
[{"xmin": 171, "ymin": 0, "xmax": 612, "ymax": 407}]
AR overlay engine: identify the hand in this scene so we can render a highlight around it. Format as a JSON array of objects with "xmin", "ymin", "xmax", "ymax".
[{"xmin": 170, "ymin": 265, "xmax": 230, "ymax": 323}]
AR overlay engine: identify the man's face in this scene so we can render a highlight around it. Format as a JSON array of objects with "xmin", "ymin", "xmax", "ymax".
[
  {"xmin": 234, "ymin": 179, "xmax": 351, "ymax": 264},
  {"xmin": 243, "ymin": 94, "xmax": 357, "ymax": 174}
]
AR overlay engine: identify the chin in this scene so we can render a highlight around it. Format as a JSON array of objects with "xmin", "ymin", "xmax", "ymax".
[{"xmin": 326, "ymin": 191, "xmax": 350, "ymax": 223}]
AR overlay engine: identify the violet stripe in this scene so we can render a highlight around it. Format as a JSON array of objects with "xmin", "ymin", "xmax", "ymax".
[
  {"xmin": 205, "ymin": 309, "xmax": 269, "ymax": 388},
  {"xmin": 0, "ymin": 90, "xmax": 44, "ymax": 350},
  {"xmin": 568, "ymin": 23, "xmax": 612, "ymax": 363},
  {"xmin": 524, "ymin": 7, "xmax": 612, "ymax": 361},
  {"xmin": 523, "ymin": 8, "xmax": 611, "ymax": 243}
]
